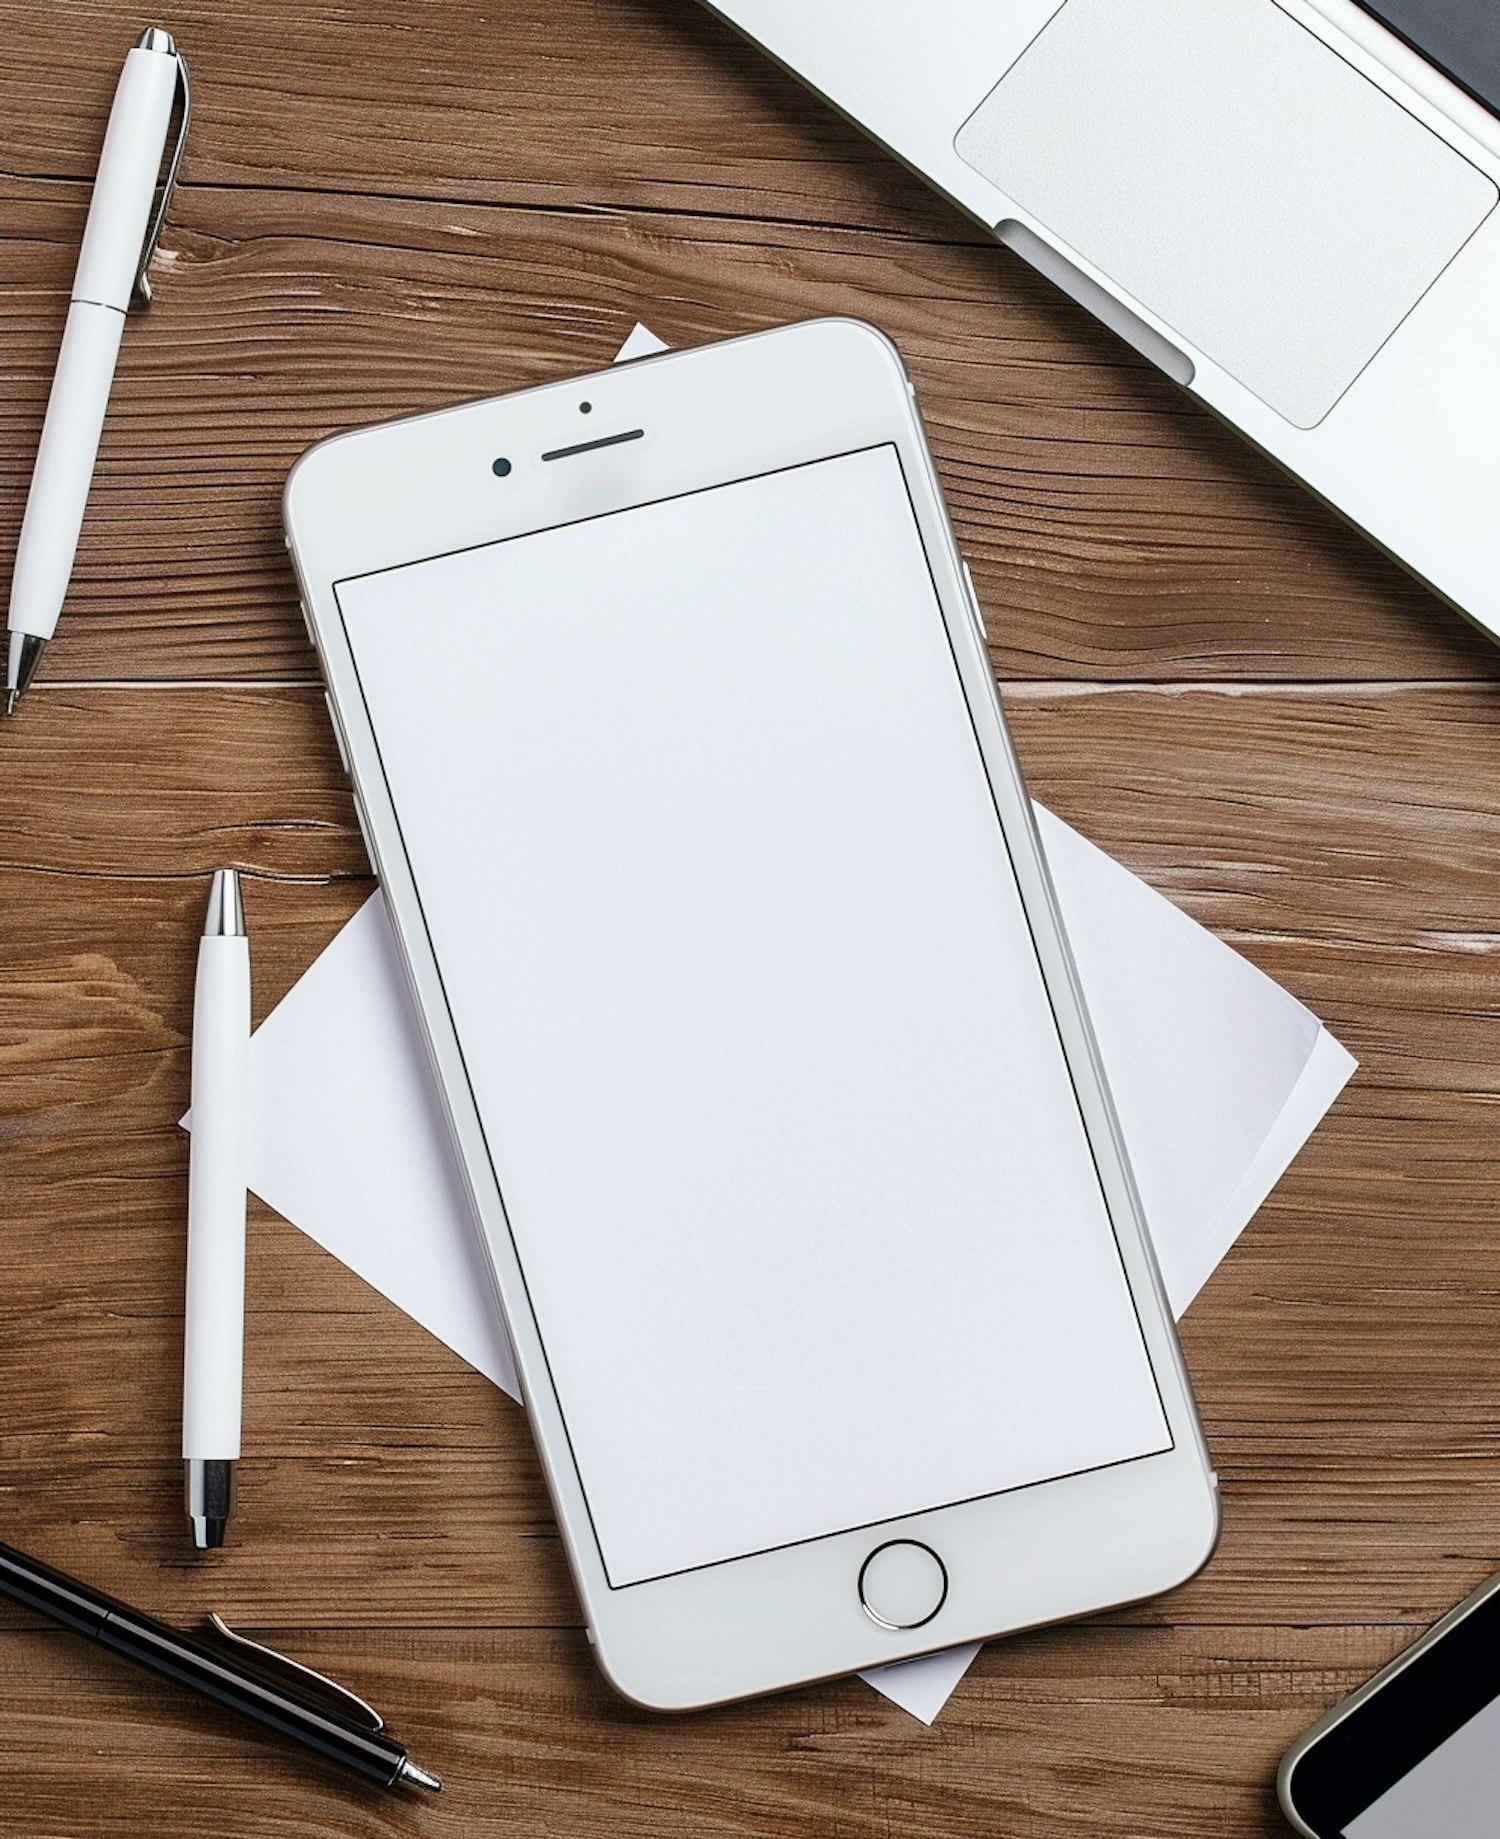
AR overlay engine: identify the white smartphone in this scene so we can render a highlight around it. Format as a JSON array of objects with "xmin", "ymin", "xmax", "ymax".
[{"xmin": 284, "ymin": 319, "xmax": 1218, "ymax": 1710}]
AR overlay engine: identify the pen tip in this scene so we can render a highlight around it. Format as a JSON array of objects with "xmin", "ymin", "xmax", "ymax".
[
  {"xmin": 398, "ymin": 1759, "xmax": 442, "ymax": 1793},
  {"xmin": 202, "ymin": 869, "xmax": 246, "ymax": 938},
  {"xmin": 6, "ymin": 632, "xmax": 45, "ymax": 704}
]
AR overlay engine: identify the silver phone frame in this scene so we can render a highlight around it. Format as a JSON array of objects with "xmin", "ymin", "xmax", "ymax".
[
  {"xmin": 285, "ymin": 318, "xmax": 1219, "ymax": 1709},
  {"xmin": 1278, "ymin": 1569, "xmax": 1500, "ymax": 1835}
]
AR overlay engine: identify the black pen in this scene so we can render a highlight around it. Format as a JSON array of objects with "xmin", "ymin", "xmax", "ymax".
[{"xmin": 0, "ymin": 1540, "xmax": 441, "ymax": 1793}]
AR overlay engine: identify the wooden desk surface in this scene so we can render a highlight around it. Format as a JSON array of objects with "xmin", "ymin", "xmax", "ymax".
[{"xmin": 3, "ymin": 5, "xmax": 1499, "ymax": 1833}]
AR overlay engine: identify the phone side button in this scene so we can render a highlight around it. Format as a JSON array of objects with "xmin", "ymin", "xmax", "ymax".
[
  {"xmin": 350, "ymin": 792, "xmax": 374, "ymax": 870},
  {"xmin": 324, "ymin": 692, "xmax": 351, "ymax": 777},
  {"xmin": 961, "ymin": 562, "xmax": 988, "ymax": 656}
]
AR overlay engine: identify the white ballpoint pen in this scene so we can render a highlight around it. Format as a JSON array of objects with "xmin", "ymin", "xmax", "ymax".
[
  {"xmin": 183, "ymin": 870, "xmax": 250, "ymax": 1550},
  {"xmin": 5, "ymin": 29, "xmax": 189, "ymax": 714}
]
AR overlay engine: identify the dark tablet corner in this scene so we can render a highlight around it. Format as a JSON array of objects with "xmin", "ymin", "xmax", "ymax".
[
  {"xmin": 1357, "ymin": 0, "xmax": 1500, "ymax": 121},
  {"xmin": 1281, "ymin": 1580, "xmax": 1500, "ymax": 1835}
]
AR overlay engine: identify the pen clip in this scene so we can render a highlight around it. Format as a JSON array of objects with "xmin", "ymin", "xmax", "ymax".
[
  {"xmin": 203, "ymin": 1613, "xmax": 386, "ymax": 1732},
  {"xmin": 133, "ymin": 49, "xmax": 192, "ymax": 310}
]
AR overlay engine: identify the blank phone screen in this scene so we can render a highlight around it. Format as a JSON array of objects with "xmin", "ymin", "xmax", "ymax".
[{"xmin": 336, "ymin": 444, "xmax": 1170, "ymax": 1588}]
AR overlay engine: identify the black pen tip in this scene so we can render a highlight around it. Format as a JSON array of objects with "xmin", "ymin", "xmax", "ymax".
[{"xmin": 6, "ymin": 633, "xmax": 45, "ymax": 705}]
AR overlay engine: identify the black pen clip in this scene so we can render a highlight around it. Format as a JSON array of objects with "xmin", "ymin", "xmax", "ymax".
[
  {"xmin": 203, "ymin": 1612, "xmax": 385, "ymax": 1731},
  {"xmin": 133, "ymin": 41, "xmax": 192, "ymax": 310}
]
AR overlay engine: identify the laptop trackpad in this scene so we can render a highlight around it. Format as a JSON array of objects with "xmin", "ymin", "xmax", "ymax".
[{"xmin": 954, "ymin": 0, "xmax": 1497, "ymax": 426}]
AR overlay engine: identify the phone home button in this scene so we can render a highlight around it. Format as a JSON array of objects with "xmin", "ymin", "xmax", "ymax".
[{"xmin": 858, "ymin": 1540, "xmax": 948, "ymax": 1630}]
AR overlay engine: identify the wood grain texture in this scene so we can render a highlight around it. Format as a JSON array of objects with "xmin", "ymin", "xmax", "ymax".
[
  {"xmin": 5, "ymin": 194, "xmax": 1499, "ymax": 680},
  {"xmin": 0, "ymin": 1621, "xmax": 1415, "ymax": 1839},
  {"xmin": 0, "ymin": 0, "xmax": 930, "ymax": 228},
  {"xmin": 4, "ymin": 683, "xmax": 1500, "ymax": 1834},
  {"xmin": 3, "ymin": 1, "xmax": 1500, "ymax": 1833}
]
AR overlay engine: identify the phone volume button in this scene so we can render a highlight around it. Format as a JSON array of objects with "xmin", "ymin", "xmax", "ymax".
[
  {"xmin": 351, "ymin": 792, "xmax": 374, "ymax": 869},
  {"xmin": 961, "ymin": 561, "xmax": 988, "ymax": 654},
  {"xmin": 324, "ymin": 693, "xmax": 351, "ymax": 777}
]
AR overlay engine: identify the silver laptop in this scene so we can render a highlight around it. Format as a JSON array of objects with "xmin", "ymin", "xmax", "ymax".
[{"xmin": 699, "ymin": 0, "xmax": 1500, "ymax": 641}]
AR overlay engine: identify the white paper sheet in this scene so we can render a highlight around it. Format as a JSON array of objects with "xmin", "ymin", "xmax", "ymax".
[{"xmin": 210, "ymin": 324, "xmax": 1356, "ymax": 1723}]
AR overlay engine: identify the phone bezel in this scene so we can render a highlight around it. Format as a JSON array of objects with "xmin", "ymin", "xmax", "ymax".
[
  {"xmin": 1279, "ymin": 1571, "xmax": 1500, "ymax": 1835},
  {"xmin": 284, "ymin": 317, "xmax": 1219, "ymax": 1709}
]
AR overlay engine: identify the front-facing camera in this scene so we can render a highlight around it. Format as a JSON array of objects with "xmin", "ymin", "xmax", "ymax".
[{"xmin": 492, "ymin": 457, "xmax": 512, "ymax": 477}]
